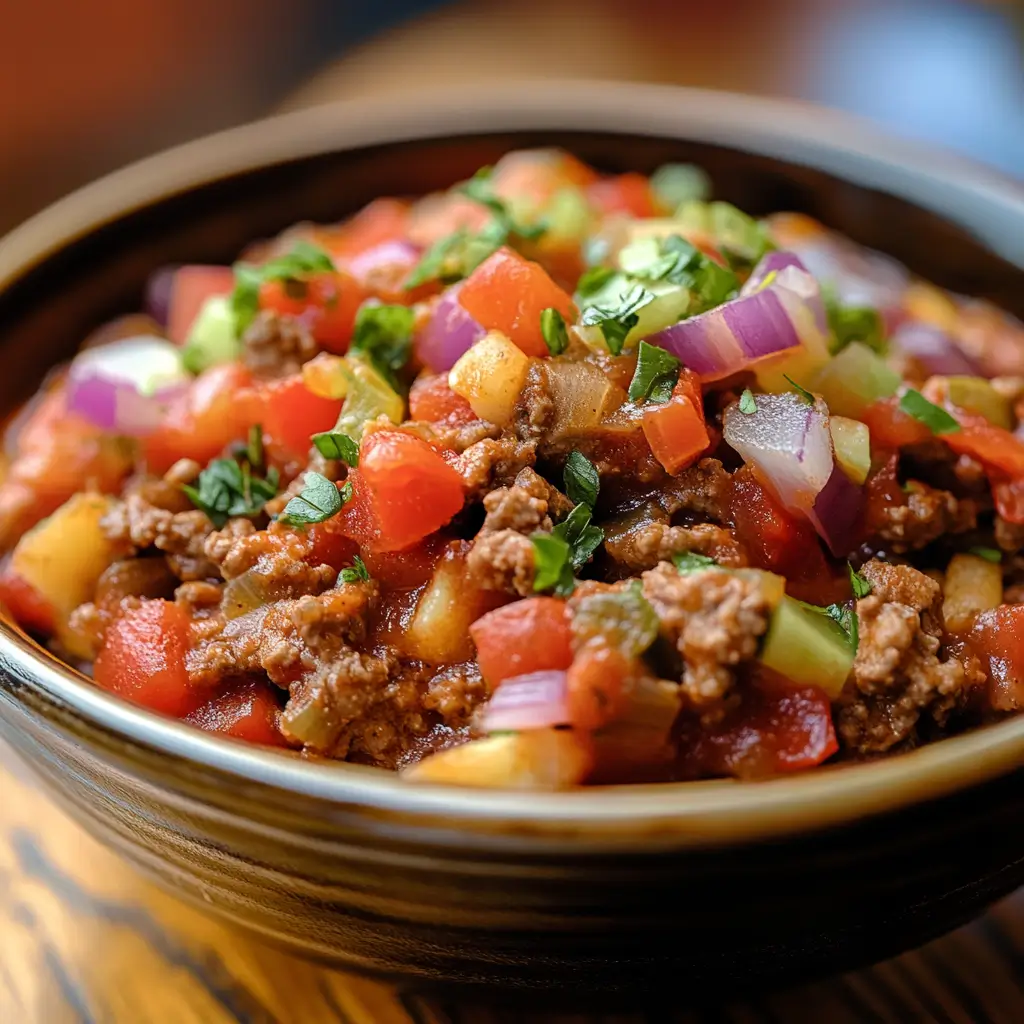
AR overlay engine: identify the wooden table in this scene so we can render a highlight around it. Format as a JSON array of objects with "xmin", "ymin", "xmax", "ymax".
[{"xmin": 1, "ymin": 739, "xmax": 1022, "ymax": 1023}]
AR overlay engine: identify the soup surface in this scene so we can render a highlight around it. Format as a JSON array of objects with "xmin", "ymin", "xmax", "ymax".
[{"xmin": 3, "ymin": 150, "xmax": 1024, "ymax": 788}]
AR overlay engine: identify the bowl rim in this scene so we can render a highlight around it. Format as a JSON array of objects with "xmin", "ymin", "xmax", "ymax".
[{"xmin": 3, "ymin": 80, "xmax": 1024, "ymax": 847}]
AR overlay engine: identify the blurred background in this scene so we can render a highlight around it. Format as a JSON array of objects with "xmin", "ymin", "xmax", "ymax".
[{"xmin": 1, "ymin": 0, "xmax": 1021, "ymax": 237}]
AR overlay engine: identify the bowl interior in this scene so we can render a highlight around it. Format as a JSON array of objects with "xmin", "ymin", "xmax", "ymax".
[{"xmin": 1, "ymin": 84, "xmax": 1023, "ymax": 844}]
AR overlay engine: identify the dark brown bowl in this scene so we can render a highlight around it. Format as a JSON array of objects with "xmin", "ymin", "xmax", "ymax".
[{"xmin": 1, "ymin": 82, "xmax": 1024, "ymax": 1004}]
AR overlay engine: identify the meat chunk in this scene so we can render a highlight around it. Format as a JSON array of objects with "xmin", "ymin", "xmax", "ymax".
[
  {"xmin": 605, "ymin": 520, "xmax": 745, "ymax": 572},
  {"xmin": 871, "ymin": 480, "xmax": 976, "ymax": 552},
  {"xmin": 456, "ymin": 437, "xmax": 537, "ymax": 499},
  {"xmin": 640, "ymin": 563, "xmax": 771, "ymax": 709},
  {"xmin": 241, "ymin": 311, "xmax": 320, "ymax": 378},
  {"xmin": 655, "ymin": 458, "xmax": 733, "ymax": 523},
  {"xmin": 467, "ymin": 530, "xmax": 536, "ymax": 597},
  {"xmin": 837, "ymin": 559, "xmax": 978, "ymax": 754},
  {"xmin": 996, "ymin": 516, "xmax": 1024, "ymax": 554}
]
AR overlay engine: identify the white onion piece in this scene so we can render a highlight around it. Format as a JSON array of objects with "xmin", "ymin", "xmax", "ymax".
[
  {"xmin": 67, "ymin": 335, "xmax": 191, "ymax": 436},
  {"xmin": 723, "ymin": 392, "xmax": 834, "ymax": 514},
  {"xmin": 482, "ymin": 670, "xmax": 570, "ymax": 732}
]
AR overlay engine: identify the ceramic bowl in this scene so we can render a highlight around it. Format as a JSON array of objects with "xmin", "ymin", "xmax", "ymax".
[{"xmin": 1, "ymin": 83, "xmax": 1024, "ymax": 1002}]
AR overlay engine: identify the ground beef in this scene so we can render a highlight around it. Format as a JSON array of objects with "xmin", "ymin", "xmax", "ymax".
[
  {"xmin": 900, "ymin": 440, "xmax": 989, "ymax": 500},
  {"xmin": 467, "ymin": 530, "xmax": 536, "ymax": 596},
  {"xmin": 837, "ymin": 559, "xmax": 980, "ymax": 754},
  {"xmin": 605, "ymin": 520, "xmax": 745, "ymax": 572},
  {"xmin": 872, "ymin": 480, "xmax": 977, "ymax": 552},
  {"xmin": 996, "ymin": 516, "xmax": 1024, "ymax": 554},
  {"xmin": 640, "ymin": 563, "xmax": 771, "ymax": 710},
  {"xmin": 456, "ymin": 436, "xmax": 538, "ymax": 499},
  {"xmin": 512, "ymin": 361, "xmax": 557, "ymax": 441},
  {"xmin": 241, "ymin": 311, "xmax": 319, "ymax": 378},
  {"xmin": 655, "ymin": 458, "xmax": 733, "ymax": 523}
]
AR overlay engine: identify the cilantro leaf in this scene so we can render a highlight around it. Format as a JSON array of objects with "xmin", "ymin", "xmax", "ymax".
[
  {"xmin": 552, "ymin": 504, "xmax": 604, "ymax": 571},
  {"xmin": 340, "ymin": 555, "xmax": 371, "ymax": 584},
  {"xmin": 628, "ymin": 340, "xmax": 681, "ymax": 405},
  {"xmin": 182, "ymin": 457, "xmax": 279, "ymax": 530},
  {"xmin": 708, "ymin": 202, "xmax": 774, "ymax": 269},
  {"xmin": 456, "ymin": 166, "xmax": 546, "ymax": 241},
  {"xmin": 784, "ymin": 374, "xmax": 815, "ymax": 406},
  {"xmin": 689, "ymin": 258, "xmax": 739, "ymax": 311},
  {"xmin": 404, "ymin": 222, "xmax": 506, "ymax": 289},
  {"xmin": 540, "ymin": 307, "xmax": 569, "ymax": 356},
  {"xmin": 563, "ymin": 450, "xmax": 600, "ymax": 508},
  {"xmin": 848, "ymin": 563, "xmax": 873, "ymax": 599},
  {"xmin": 898, "ymin": 389, "xmax": 961, "ymax": 435},
  {"xmin": 826, "ymin": 602, "xmax": 859, "ymax": 653},
  {"xmin": 579, "ymin": 283, "xmax": 652, "ymax": 355},
  {"xmin": 230, "ymin": 241, "xmax": 336, "ymax": 336},
  {"xmin": 311, "ymin": 430, "xmax": 359, "ymax": 466},
  {"xmin": 349, "ymin": 303, "xmax": 414, "ymax": 389},
  {"xmin": 969, "ymin": 546, "xmax": 1002, "ymax": 564},
  {"xmin": 575, "ymin": 265, "xmax": 617, "ymax": 298},
  {"xmin": 277, "ymin": 471, "xmax": 345, "ymax": 527},
  {"xmin": 739, "ymin": 389, "xmax": 758, "ymax": 415},
  {"xmin": 621, "ymin": 234, "xmax": 701, "ymax": 285},
  {"xmin": 673, "ymin": 551, "xmax": 718, "ymax": 573},
  {"xmin": 825, "ymin": 287, "xmax": 886, "ymax": 356},
  {"xmin": 531, "ymin": 533, "xmax": 576, "ymax": 597}
]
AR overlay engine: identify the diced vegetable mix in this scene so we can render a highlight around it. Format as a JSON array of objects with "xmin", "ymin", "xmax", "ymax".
[{"xmin": 2, "ymin": 149, "xmax": 1024, "ymax": 789}]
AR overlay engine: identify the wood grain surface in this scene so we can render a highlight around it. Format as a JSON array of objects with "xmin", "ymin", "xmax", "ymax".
[{"xmin": 1, "ymin": 738, "xmax": 1022, "ymax": 1024}]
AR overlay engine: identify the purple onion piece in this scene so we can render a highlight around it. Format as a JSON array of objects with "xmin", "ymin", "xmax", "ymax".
[
  {"xmin": 891, "ymin": 321, "xmax": 981, "ymax": 377},
  {"xmin": 415, "ymin": 286, "xmax": 486, "ymax": 373},
  {"xmin": 809, "ymin": 463, "xmax": 864, "ymax": 557},
  {"xmin": 144, "ymin": 265, "xmax": 179, "ymax": 327},
  {"xmin": 742, "ymin": 250, "xmax": 809, "ymax": 294},
  {"xmin": 723, "ymin": 287, "xmax": 801, "ymax": 360},
  {"xmin": 482, "ymin": 670, "xmax": 570, "ymax": 733},
  {"xmin": 346, "ymin": 239, "xmax": 419, "ymax": 278}
]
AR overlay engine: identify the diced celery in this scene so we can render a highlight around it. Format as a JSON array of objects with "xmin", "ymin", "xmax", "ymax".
[
  {"xmin": 575, "ymin": 271, "xmax": 691, "ymax": 352},
  {"xmin": 758, "ymin": 596, "xmax": 855, "ymax": 698},
  {"xmin": 830, "ymin": 416, "xmax": 872, "ymax": 484},
  {"xmin": 181, "ymin": 296, "xmax": 242, "ymax": 374},
  {"xmin": 947, "ymin": 376, "xmax": 1012, "ymax": 429},
  {"xmin": 573, "ymin": 583, "xmax": 659, "ymax": 657},
  {"xmin": 811, "ymin": 342, "xmax": 900, "ymax": 418},
  {"xmin": 334, "ymin": 354, "xmax": 404, "ymax": 440},
  {"xmin": 674, "ymin": 201, "xmax": 772, "ymax": 265}
]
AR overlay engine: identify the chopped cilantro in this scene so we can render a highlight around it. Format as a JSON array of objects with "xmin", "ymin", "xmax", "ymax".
[
  {"xmin": 311, "ymin": 430, "xmax": 359, "ymax": 466},
  {"xmin": 456, "ymin": 166, "xmax": 546, "ymax": 241},
  {"xmin": 182, "ymin": 456, "xmax": 279, "ymax": 530},
  {"xmin": 826, "ymin": 602, "xmax": 859, "ymax": 653},
  {"xmin": 673, "ymin": 551, "xmax": 718, "ymax": 573},
  {"xmin": 230, "ymin": 241, "xmax": 335, "ymax": 335},
  {"xmin": 340, "ymin": 555, "xmax": 371, "ymax": 584},
  {"xmin": 898, "ymin": 389, "xmax": 961, "ymax": 435},
  {"xmin": 848, "ymin": 563, "xmax": 873, "ymax": 599},
  {"xmin": 540, "ymin": 307, "xmax": 569, "ymax": 356},
  {"xmin": 552, "ymin": 504, "xmax": 604, "ymax": 571},
  {"xmin": 576, "ymin": 264, "xmax": 617, "ymax": 297},
  {"xmin": 690, "ymin": 258, "xmax": 739, "ymax": 311},
  {"xmin": 825, "ymin": 287, "xmax": 886, "ymax": 355},
  {"xmin": 563, "ymin": 450, "xmax": 600, "ymax": 508},
  {"xmin": 579, "ymin": 283, "xmax": 652, "ymax": 355},
  {"xmin": 628, "ymin": 340, "xmax": 681, "ymax": 405},
  {"xmin": 738, "ymin": 389, "xmax": 758, "ymax": 415},
  {"xmin": 349, "ymin": 303, "xmax": 414, "ymax": 389},
  {"xmin": 969, "ymin": 546, "xmax": 1002, "ymax": 564},
  {"xmin": 277, "ymin": 472, "xmax": 346, "ymax": 527},
  {"xmin": 531, "ymin": 533, "xmax": 576, "ymax": 597},
  {"xmin": 708, "ymin": 202, "xmax": 774, "ymax": 268},
  {"xmin": 784, "ymin": 375, "xmax": 815, "ymax": 405}
]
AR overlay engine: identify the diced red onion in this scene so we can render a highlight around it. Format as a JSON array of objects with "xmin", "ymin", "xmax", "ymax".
[
  {"xmin": 648, "ymin": 265, "xmax": 819, "ymax": 381},
  {"xmin": 743, "ymin": 251, "xmax": 809, "ymax": 292},
  {"xmin": 891, "ymin": 321, "xmax": 981, "ymax": 377},
  {"xmin": 67, "ymin": 336, "xmax": 191, "ymax": 436},
  {"xmin": 743, "ymin": 253, "xmax": 829, "ymax": 339},
  {"xmin": 345, "ymin": 239, "xmax": 420, "ymax": 279},
  {"xmin": 808, "ymin": 463, "xmax": 864, "ymax": 557},
  {"xmin": 723, "ymin": 392, "xmax": 834, "ymax": 513},
  {"xmin": 144, "ymin": 265, "xmax": 178, "ymax": 327},
  {"xmin": 482, "ymin": 670, "xmax": 570, "ymax": 732},
  {"xmin": 415, "ymin": 285, "xmax": 486, "ymax": 373}
]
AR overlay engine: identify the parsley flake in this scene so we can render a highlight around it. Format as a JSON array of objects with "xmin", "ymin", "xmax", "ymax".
[
  {"xmin": 969, "ymin": 546, "xmax": 1002, "ymax": 564},
  {"xmin": 784, "ymin": 375, "xmax": 815, "ymax": 405},
  {"xmin": 311, "ymin": 430, "xmax": 359, "ymax": 466},
  {"xmin": 628, "ymin": 340, "xmax": 681, "ymax": 405},
  {"xmin": 540, "ymin": 307, "xmax": 569, "ymax": 356},
  {"xmin": 340, "ymin": 555, "xmax": 371, "ymax": 584},
  {"xmin": 277, "ymin": 472, "xmax": 346, "ymax": 527},
  {"xmin": 673, "ymin": 551, "xmax": 718, "ymax": 573},
  {"xmin": 898, "ymin": 389, "xmax": 961, "ymax": 435},
  {"xmin": 531, "ymin": 533, "xmax": 575, "ymax": 597},
  {"xmin": 826, "ymin": 602, "xmax": 859, "ymax": 653},
  {"xmin": 349, "ymin": 303, "xmax": 414, "ymax": 389},
  {"xmin": 579, "ymin": 282, "xmax": 653, "ymax": 355},
  {"xmin": 563, "ymin": 450, "xmax": 600, "ymax": 509},
  {"xmin": 552, "ymin": 504, "xmax": 605, "ymax": 571},
  {"xmin": 848, "ymin": 563, "xmax": 873, "ymax": 599},
  {"xmin": 182, "ymin": 456, "xmax": 279, "ymax": 530},
  {"xmin": 738, "ymin": 389, "xmax": 758, "ymax": 415},
  {"xmin": 575, "ymin": 265, "xmax": 617, "ymax": 298}
]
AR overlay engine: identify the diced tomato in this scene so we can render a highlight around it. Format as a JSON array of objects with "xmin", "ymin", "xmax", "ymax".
[
  {"xmin": 305, "ymin": 523, "xmax": 359, "ymax": 573},
  {"xmin": 408, "ymin": 193, "xmax": 491, "ymax": 248},
  {"xmin": 364, "ymin": 533, "xmax": 450, "ymax": 592},
  {"xmin": 258, "ymin": 270, "xmax": 368, "ymax": 354},
  {"xmin": 0, "ymin": 566, "xmax": 56, "ymax": 634},
  {"xmin": 859, "ymin": 397, "xmax": 932, "ymax": 449},
  {"xmin": 144, "ymin": 363, "xmax": 255, "ymax": 474},
  {"xmin": 586, "ymin": 173, "xmax": 656, "ymax": 218},
  {"xmin": 457, "ymin": 248, "xmax": 577, "ymax": 358},
  {"xmin": 326, "ymin": 198, "xmax": 411, "ymax": 260},
  {"xmin": 408, "ymin": 373, "xmax": 479, "ymax": 426},
  {"xmin": 184, "ymin": 679, "xmax": 287, "ymax": 747},
  {"xmin": 330, "ymin": 469, "xmax": 381, "ymax": 550},
  {"xmin": 730, "ymin": 465, "xmax": 846, "ymax": 606},
  {"xmin": 944, "ymin": 419, "xmax": 1024, "ymax": 478},
  {"xmin": 492, "ymin": 150, "xmax": 599, "ymax": 206},
  {"xmin": 470, "ymin": 597, "xmax": 574, "ymax": 688},
  {"xmin": 677, "ymin": 672, "xmax": 838, "ymax": 779},
  {"xmin": 566, "ymin": 643, "xmax": 631, "ymax": 732},
  {"xmin": 972, "ymin": 606, "xmax": 1024, "ymax": 712},
  {"xmin": 167, "ymin": 265, "xmax": 234, "ymax": 344},
  {"xmin": 641, "ymin": 370, "xmax": 710, "ymax": 475},
  {"xmin": 94, "ymin": 600, "xmax": 200, "ymax": 718},
  {"xmin": 993, "ymin": 476, "xmax": 1024, "ymax": 524},
  {"xmin": 253, "ymin": 374, "xmax": 343, "ymax": 461}
]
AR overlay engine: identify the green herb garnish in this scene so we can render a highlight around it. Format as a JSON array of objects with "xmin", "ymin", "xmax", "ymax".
[
  {"xmin": 898, "ymin": 389, "xmax": 961, "ymax": 435},
  {"xmin": 738, "ymin": 389, "xmax": 758, "ymax": 415},
  {"xmin": 563, "ymin": 450, "xmax": 600, "ymax": 508},
  {"xmin": 349, "ymin": 303, "xmax": 415, "ymax": 390},
  {"xmin": 575, "ymin": 265, "xmax": 617, "ymax": 297},
  {"xmin": 969, "ymin": 546, "xmax": 1002, "ymax": 564},
  {"xmin": 579, "ymin": 283, "xmax": 653, "ymax": 355},
  {"xmin": 340, "ymin": 555, "xmax": 371, "ymax": 584},
  {"xmin": 456, "ymin": 166, "xmax": 546, "ymax": 241},
  {"xmin": 784, "ymin": 375, "xmax": 815, "ymax": 406},
  {"xmin": 826, "ymin": 602, "xmax": 859, "ymax": 653},
  {"xmin": 277, "ymin": 471, "xmax": 346, "ymax": 527},
  {"xmin": 531, "ymin": 533, "xmax": 576, "ymax": 597},
  {"xmin": 182, "ymin": 456, "xmax": 279, "ymax": 530},
  {"xmin": 848, "ymin": 563, "xmax": 873, "ymax": 599},
  {"xmin": 311, "ymin": 430, "xmax": 359, "ymax": 466},
  {"xmin": 628, "ymin": 340, "xmax": 681, "ymax": 405},
  {"xmin": 552, "ymin": 504, "xmax": 604, "ymax": 571},
  {"xmin": 540, "ymin": 307, "xmax": 569, "ymax": 356},
  {"xmin": 673, "ymin": 551, "xmax": 718, "ymax": 573},
  {"xmin": 825, "ymin": 288, "xmax": 886, "ymax": 356}
]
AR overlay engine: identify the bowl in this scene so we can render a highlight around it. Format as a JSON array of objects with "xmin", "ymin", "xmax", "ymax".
[{"xmin": 1, "ymin": 82, "xmax": 1024, "ymax": 1002}]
